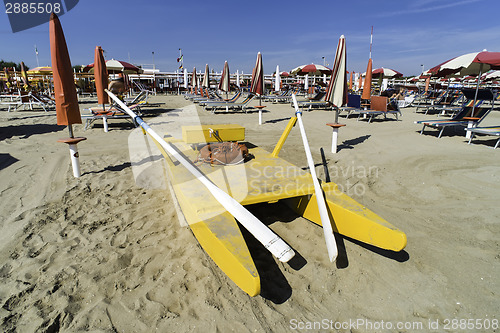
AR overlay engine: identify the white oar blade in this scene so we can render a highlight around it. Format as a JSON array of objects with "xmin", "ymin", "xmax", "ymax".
[{"xmin": 292, "ymin": 94, "xmax": 338, "ymax": 262}]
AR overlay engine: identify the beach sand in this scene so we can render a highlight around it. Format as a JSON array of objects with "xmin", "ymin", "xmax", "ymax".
[{"xmin": 0, "ymin": 94, "xmax": 498, "ymax": 332}]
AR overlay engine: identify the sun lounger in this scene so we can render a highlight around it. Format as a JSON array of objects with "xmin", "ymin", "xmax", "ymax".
[
  {"xmin": 421, "ymin": 90, "xmax": 464, "ymax": 115},
  {"xmin": 356, "ymin": 96, "xmax": 401, "ymax": 123},
  {"xmin": 82, "ymin": 99, "xmax": 145, "ymax": 131},
  {"xmin": 0, "ymin": 92, "xmax": 54, "ymax": 112},
  {"xmin": 466, "ymin": 126, "xmax": 500, "ymax": 149},
  {"xmin": 196, "ymin": 90, "xmax": 241, "ymax": 105},
  {"xmin": 414, "ymin": 90, "xmax": 445, "ymax": 112},
  {"xmin": 203, "ymin": 93, "xmax": 255, "ymax": 113},
  {"xmin": 416, "ymin": 89, "xmax": 495, "ymax": 138},
  {"xmin": 294, "ymin": 91, "xmax": 335, "ymax": 111},
  {"xmin": 340, "ymin": 94, "xmax": 362, "ymax": 118}
]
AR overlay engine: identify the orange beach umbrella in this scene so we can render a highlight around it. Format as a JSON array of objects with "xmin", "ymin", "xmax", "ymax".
[
  {"xmin": 94, "ymin": 46, "xmax": 109, "ymax": 106},
  {"xmin": 361, "ymin": 58, "xmax": 373, "ymax": 100},
  {"xmin": 50, "ymin": 13, "xmax": 81, "ymax": 126},
  {"xmin": 50, "ymin": 13, "xmax": 86, "ymax": 177}
]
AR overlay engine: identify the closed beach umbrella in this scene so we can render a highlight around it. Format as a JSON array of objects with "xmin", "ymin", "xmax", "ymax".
[
  {"xmin": 50, "ymin": 13, "xmax": 81, "ymax": 127},
  {"xmin": 94, "ymin": 46, "xmax": 108, "ymax": 106},
  {"xmin": 325, "ymin": 35, "xmax": 347, "ymax": 108},
  {"xmin": 4, "ymin": 67, "xmax": 12, "ymax": 88},
  {"xmin": 83, "ymin": 59, "xmax": 141, "ymax": 74},
  {"xmin": 183, "ymin": 68, "xmax": 188, "ymax": 89},
  {"xmin": 251, "ymin": 52, "xmax": 264, "ymax": 96},
  {"xmin": 50, "ymin": 13, "xmax": 85, "ymax": 177},
  {"xmin": 191, "ymin": 67, "xmax": 197, "ymax": 94},
  {"xmin": 361, "ymin": 58, "xmax": 373, "ymax": 100},
  {"xmin": 349, "ymin": 71, "xmax": 353, "ymax": 91},
  {"xmin": 219, "ymin": 61, "xmax": 230, "ymax": 92},
  {"xmin": 20, "ymin": 62, "xmax": 30, "ymax": 87},
  {"xmin": 202, "ymin": 64, "xmax": 210, "ymax": 88},
  {"xmin": 275, "ymin": 65, "xmax": 280, "ymax": 92}
]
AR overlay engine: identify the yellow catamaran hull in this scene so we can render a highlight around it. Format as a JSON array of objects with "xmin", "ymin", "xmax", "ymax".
[{"xmin": 152, "ymin": 123, "xmax": 406, "ymax": 296}]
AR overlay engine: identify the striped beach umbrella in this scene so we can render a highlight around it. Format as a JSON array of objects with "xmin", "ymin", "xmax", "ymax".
[
  {"xmin": 290, "ymin": 63, "xmax": 331, "ymax": 76},
  {"xmin": 325, "ymin": 35, "xmax": 347, "ymax": 108},
  {"xmin": 219, "ymin": 61, "xmax": 230, "ymax": 92},
  {"xmin": 372, "ymin": 67, "xmax": 403, "ymax": 78},
  {"xmin": 361, "ymin": 58, "xmax": 373, "ymax": 100},
  {"xmin": 202, "ymin": 64, "xmax": 210, "ymax": 88},
  {"xmin": 251, "ymin": 52, "xmax": 264, "ymax": 96}
]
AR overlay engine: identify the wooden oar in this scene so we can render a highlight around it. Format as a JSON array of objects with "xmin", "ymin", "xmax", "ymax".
[
  {"xmin": 292, "ymin": 94, "xmax": 338, "ymax": 262},
  {"xmin": 106, "ymin": 89, "xmax": 295, "ymax": 263}
]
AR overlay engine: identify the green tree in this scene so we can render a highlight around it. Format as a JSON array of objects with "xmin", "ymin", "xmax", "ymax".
[{"xmin": 0, "ymin": 60, "xmax": 28, "ymax": 71}]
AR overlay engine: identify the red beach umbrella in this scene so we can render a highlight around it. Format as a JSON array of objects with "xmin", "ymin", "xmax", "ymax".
[
  {"xmin": 290, "ymin": 63, "xmax": 331, "ymax": 76},
  {"xmin": 325, "ymin": 35, "xmax": 347, "ymax": 108},
  {"xmin": 429, "ymin": 51, "xmax": 500, "ymax": 115},
  {"xmin": 430, "ymin": 51, "xmax": 500, "ymax": 77},
  {"xmin": 83, "ymin": 59, "xmax": 141, "ymax": 74},
  {"xmin": 94, "ymin": 46, "xmax": 109, "ymax": 107},
  {"xmin": 361, "ymin": 58, "xmax": 373, "ymax": 100},
  {"xmin": 50, "ymin": 13, "xmax": 86, "ymax": 177},
  {"xmin": 372, "ymin": 67, "xmax": 403, "ymax": 78}
]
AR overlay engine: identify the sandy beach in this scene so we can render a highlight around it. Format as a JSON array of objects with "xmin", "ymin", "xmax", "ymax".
[{"xmin": 0, "ymin": 94, "xmax": 499, "ymax": 332}]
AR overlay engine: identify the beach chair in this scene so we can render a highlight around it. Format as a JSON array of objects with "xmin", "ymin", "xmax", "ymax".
[
  {"xmin": 422, "ymin": 90, "xmax": 463, "ymax": 115},
  {"xmin": 415, "ymin": 90, "xmax": 446, "ymax": 113},
  {"xmin": 466, "ymin": 126, "xmax": 500, "ymax": 149},
  {"xmin": 82, "ymin": 97, "xmax": 146, "ymax": 131},
  {"xmin": 294, "ymin": 91, "xmax": 334, "ymax": 111},
  {"xmin": 416, "ymin": 89, "xmax": 494, "ymax": 138},
  {"xmin": 340, "ymin": 94, "xmax": 362, "ymax": 118},
  {"xmin": 196, "ymin": 90, "xmax": 241, "ymax": 105},
  {"xmin": 356, "ymin": 96, "xmax": 401, "ymax": 123},
  {"xmin": 203, "ymin": 93, "xmax": 255, "ymax": 113}
]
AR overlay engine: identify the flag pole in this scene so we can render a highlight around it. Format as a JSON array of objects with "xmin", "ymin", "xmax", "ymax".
[{"xmin": 34, "ymin": 44, "xmax": 40, "ymax": 67}]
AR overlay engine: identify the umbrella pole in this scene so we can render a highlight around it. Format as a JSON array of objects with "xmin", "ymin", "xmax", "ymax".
[
  {"xmin": 292, "ymin": 94, "xmax": 338, "ymax": 262},
  {"xmin": 60, "ymin": 124, "xmax": 85, "ymax": 178},
  {"xmin": 102, "ymin": 103, "xmax": 108, "ymax": 132},
  {"xmin": 471, "ymin": 64, "xmax": 483, "ymax": 118},
  {"xmin": 105, "ymin": 89, "xmax": 295, "ymax": 263}
]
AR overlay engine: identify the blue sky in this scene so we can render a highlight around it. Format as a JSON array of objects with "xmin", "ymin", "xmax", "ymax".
[{"xmin": 0, "ymin": 0, "xmax": 499, "ymax": 76}]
